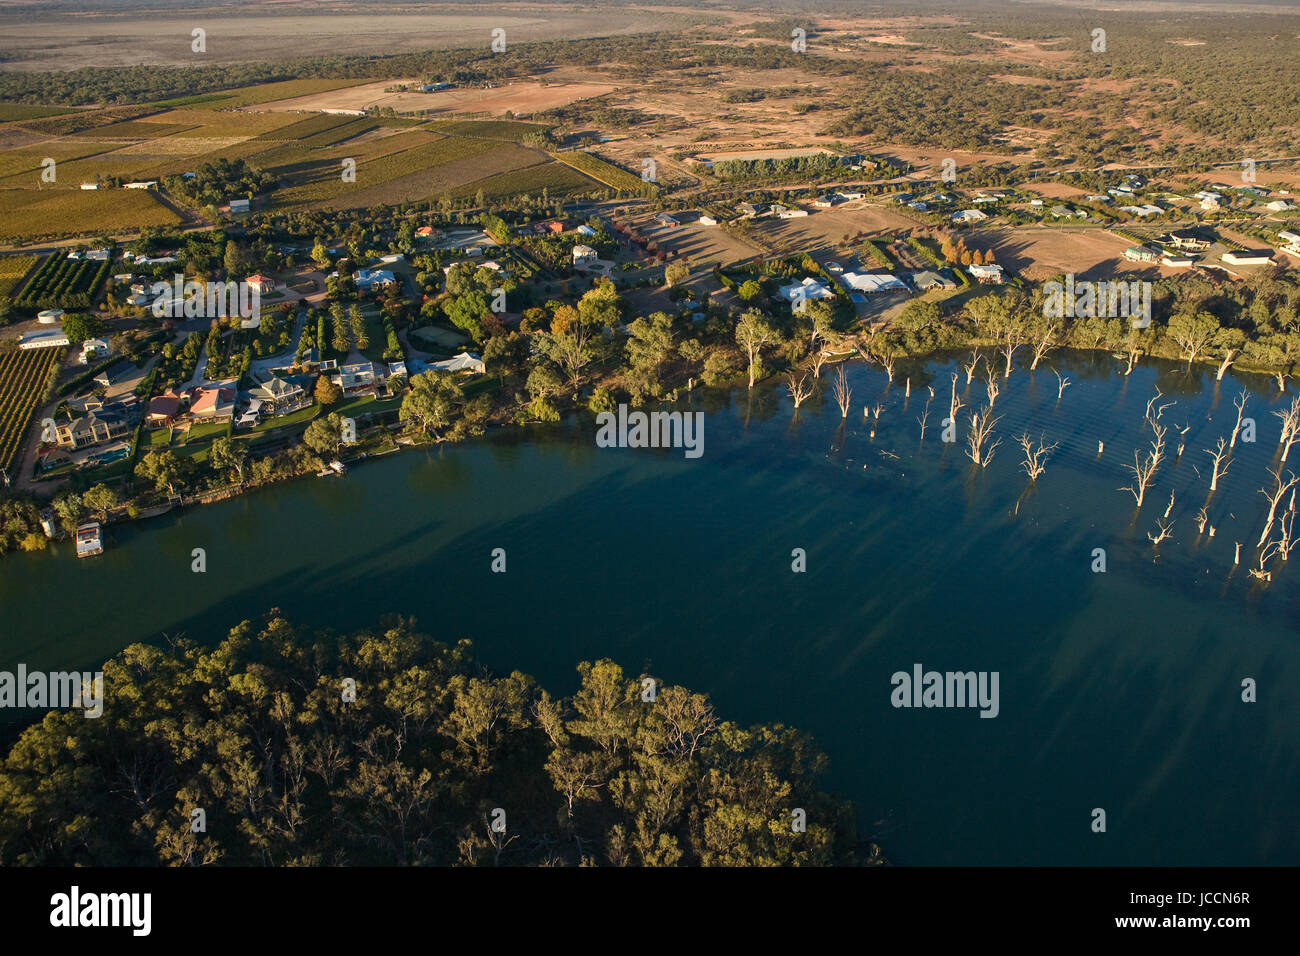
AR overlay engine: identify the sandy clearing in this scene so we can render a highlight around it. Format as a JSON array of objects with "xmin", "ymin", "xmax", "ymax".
[
  {"xmin": 962, "ymin": 227, "xmax": 1188, "ymax": 282},
  {"xmin": 246, "ymin": 79, "xmax": 618, "ymax": 118}
]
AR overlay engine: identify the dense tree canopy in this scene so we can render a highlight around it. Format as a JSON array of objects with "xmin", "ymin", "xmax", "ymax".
[{"xmin": 0, "ymin": 613, "xmax": 870, "ymax": 867}]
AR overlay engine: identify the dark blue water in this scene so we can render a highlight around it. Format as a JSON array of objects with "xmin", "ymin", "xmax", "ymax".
[{"xmin": 3, "ymin": 350, "xmax": 1298, "ymax": 864}]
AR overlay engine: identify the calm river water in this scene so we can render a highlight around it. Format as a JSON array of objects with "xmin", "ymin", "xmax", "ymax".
[{"xmin": 3, "ymin": 351, "xmax": 1298, "ymax": 864}]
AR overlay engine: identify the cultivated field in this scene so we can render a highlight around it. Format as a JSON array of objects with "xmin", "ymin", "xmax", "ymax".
[
  {"xmin": 0, "ymin": 346, "xmax": 60, "ymax": 472},
  {"xmin": 0, "ymin": 189, "xmax": 179, "ymax": 244},
  {"xmin": 0, "ymin": 254, "xmax": 37, "ymax": 297},
  {"xmin": 248, "ymin": 79, "xmax": 618, "ymax": 119}
]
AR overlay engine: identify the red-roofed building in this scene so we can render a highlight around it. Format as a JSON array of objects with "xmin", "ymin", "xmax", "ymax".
[
  {"xmin": 146, "ymin": 394, "xmax": 183, "ymax": 428},
  {"xmin": 245, "ymin": 274, "xmax": 276, "ymax": 295},
  {"xmin": 188, "ymin": 386, "xmax": 235, "ymax": 422}
]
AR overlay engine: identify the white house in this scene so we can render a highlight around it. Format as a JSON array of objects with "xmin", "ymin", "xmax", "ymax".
[
  {"xmin": 79, "ymin": 338, "xmax": 110, "ymax": 364},
  {"xmin": 779, "ymin": 277, "xmax": 835, "ymax": 303},
  {"xmin": 1266, "ymin": 200, "xmax": 1295, "ymax": 212},
  {"xmin": 428, "ymin": 351, "xmax": 486, "ymax": 375},
  {"xmin": 572, "ymin": 244, "xmax": 599, "ymax": 265},
  {"xmin": 244, "ymin": 274, "xmax": 275, "ymax": 295},
  {"xmin": 968, "ymin": 263, "xmax": 1005, "ymax": 284},
  {"xmin": 1121, "ymin": 204, "xmax": 1164, "ymax": 218},
  {"xmin": 698, "ymin": 215, "xmax": 719, "ymax": 226},
  {"xmin": 839, "ymin": 272, "xmax": 907, "ymax": 294},
  {"xmin": 951, "ymin": 209, "xmax": 988, "ymax": 223},
  {"xmin": 576, "ymin": 224, "xmax": 598, "ymax": 236},
  {"xmin": 228, "ymin": 199, "xmax": 250, "ymax": 213},
  {"xmin": 1277, "ymin": 230, "xmax": 1300, "ymax": 245}
]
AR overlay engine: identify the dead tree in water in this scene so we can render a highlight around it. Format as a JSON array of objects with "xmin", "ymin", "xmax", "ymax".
[
  {"xmin": 1053, "ymin": 368, "xmax": 1071, "ymax": 401},
  {"xmin": 1273, "ymin": 394, "xmax": 1300, "ymax": 462},
  {"xmin": 1256, "ymin": 465, "xmax": 1299, "ymax": 549},
  {"xmin": 1229, "ymin": 389, "xmax": 1249, "ymax": 448},
  {"xmin": 967, "ymin": 408, "xmax": 1002, "ymax": 467},
  {"xmin": 786, "ymin": 370, "xmax": 815, "ymax": 410},
  {"xmin": 1147, "ymin": 518, "xmax": 1174, "ymax": 550},
  {"xmin": 1017, "ymin": 433, "xmax": 1058, "ymax": 482},
  {"xmin": 948, "ymin": 372, "xmax": 964, "ymax": 424},
  {"xmin": 917, "ymin": 396, "xmax": 933, "ymax": 442},
  {"xmin": 1216, "ymin": 347, "xmax": 1239, "ymax": 381},
  {"xmin": 832, "ymin": 365, "xmax": 852, "ymax": 419},
  {"xmin": 868, "ymin": 404, "xmax": 883, "ymax": 439},
  {"xmin": 1123, "ymin": 333, "xmax": 1142, "ymax": 376},
  {"xmin": 1121, "ymin": 420, "xmax": 1167, "ymax": 509},
  {"xmin": 984, "ymin": 368, "xmax": 1001, "ymax": 409},
  {"xmin": 1205, "ymin": 437, "xmax": 1231, "ymax": 492},
  {"xmin": 963, "ymin": 350, "xmax": 983, "ymax": 385}
]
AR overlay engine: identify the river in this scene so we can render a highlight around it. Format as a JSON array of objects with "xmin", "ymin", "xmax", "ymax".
[{"xmin": 2, "ymin": 350, "xmax": 1298, "ymax": 865}]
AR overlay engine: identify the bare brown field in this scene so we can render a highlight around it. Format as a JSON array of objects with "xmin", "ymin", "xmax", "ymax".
[
  {"xmin": 1024, "ymin": 182, "xmax": 1091, "ymax": 199},
  {"xmin": 625, "ymin": 213, "xmax": 762, "ymax": 266},
  {"xmin": 961, "ymin": 227, "xmax": 1186, "ymax": 282},
  {"xmin": 756, "ymin": 205, "xmax": 924, "ymax": 258},
  {"xmin": 247, "ymin": 78, "xmax": 618, "ymax": 119}
]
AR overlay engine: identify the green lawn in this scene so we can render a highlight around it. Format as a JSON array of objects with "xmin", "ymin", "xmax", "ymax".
[
  {"xmin": 333, "ymin": 394, "xmax": 401, "ymax": 419},
  {"xmin": 184, "ymin": 420, "xmax": 231, "ymax": 443},
  {"xmin": 250, "ymin": 401, "xmax": 321, "ymax": 434}
]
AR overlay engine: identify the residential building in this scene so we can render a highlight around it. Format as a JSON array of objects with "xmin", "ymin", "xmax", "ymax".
[
  {"xmin": 572, "ymin": 244, "xmax": 599, "ymax": 266},
  {"xmin": 1168, "ymin": 229, "xmax": 1211, "ymax": 250},
  {"xmin": 228, "ymin": 199, "xmax": 251, "ymax": 213},
  {"xmin": 840, "ymin": 272, "xmax": 908, "ymax": 294},
  {"xmin": 332, "ymin": 362, "xmax": 379, "ymax": 393},
  {"xmin": 1266, "ymin": 200, "xmax": 1294, "ymax": 212},
  {"xmin": 248, "ymin": 375, "xmax": 310, "ymax": 416},
  {"xmin": 968, "ymin": 263, "xmax": 1005, "ymax": 284},
  {"xmin": 245, "ymin": 274, "xmax": 275, "ymax": 295},
  {"xmin": 1125, "ymin": 246, "xmax": 1159, "ymax": 263},
  {"xmin": 145, "ymin": 394, "xmax": 183, "ymax": 428},
  {"xmin": 55, "ymin": 406, "xmax": 132, "ymax": 449},
  {"xmin": 1161, "ymin": 253, "xmax": 1196, "ymax": 267},
  {"xmin": 951, "ymin": 209, "xmax": 988, "ymax": 223},
  {"xmin": 79, "ymin": 338, "xmax": 110, "ymax": 364},
  {"xmin": 428, "ymin": 352, "xmax": 486, "ymax": 375},
  {"xmin": 655, "ymin": 212, "xmax": 680, "ymax": 227},
  {"xmin": 910, "ymin": 270, "xmax": 957, "ymax": 291},
  {"xmin": 354, "ymin": 268, "xmax": 397, "ymax": 292},
  {"xmin": 188, "ymin": 385, "xmax": 236, "ymax": 421},
  {"xmin": 779, "ymin": 277, "xmax": 836, "ymax": 303}
]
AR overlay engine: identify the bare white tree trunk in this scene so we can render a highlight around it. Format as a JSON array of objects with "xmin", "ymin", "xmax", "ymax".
[
  {"xmin": 832, "ymin": 365, "xmax": 852, "ymax": 419},
  {"xmin": 1017, "ymin": 433, "xmax": 1059, "ymax": 482},
  {"xmin": 1230, "ymin": 389, "xmax": 1248, "ymax": 449},
  {"xmin": 1256, "ymin": 465, "xmax": 1299, "ymax": 549},
  {"xmin": 786, "ymin": 370, "xmax": 815, "ymax": 410},
  {"xmin": 1205, "ymin": 436, "xmax": 1231, "ymax": 492},
  {"xmin": 967, "ymin": 408, "xmax": 1002, "ymax": 467},
  {"xmin": 1273, "ymin": 395, "xmax": 1300, "ymax": 462}
]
